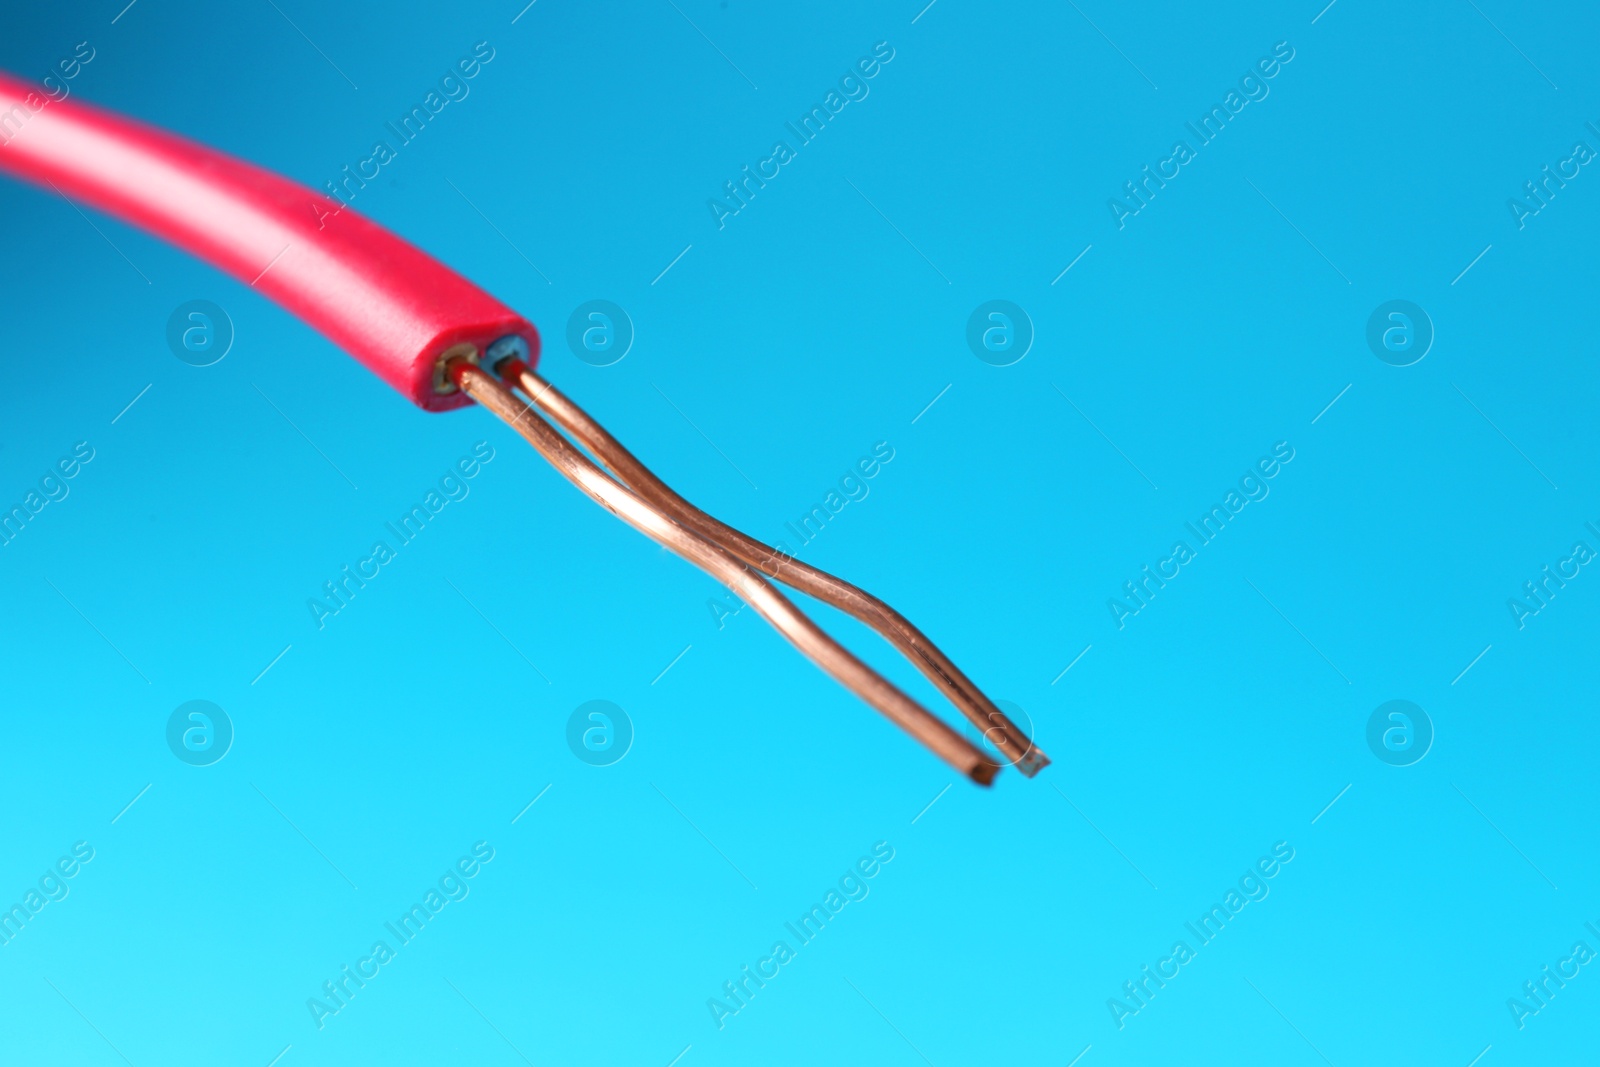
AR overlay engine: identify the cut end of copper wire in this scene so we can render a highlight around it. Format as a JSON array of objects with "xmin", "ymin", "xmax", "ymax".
[{"xmin": 449, "ymin": 350, "xmax": 1049, "ymax": 786}]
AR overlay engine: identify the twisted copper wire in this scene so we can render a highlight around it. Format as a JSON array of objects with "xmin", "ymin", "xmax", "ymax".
[{"xmin": 453, "ymin": 360, "xmax": 1002, "ymax": 784}]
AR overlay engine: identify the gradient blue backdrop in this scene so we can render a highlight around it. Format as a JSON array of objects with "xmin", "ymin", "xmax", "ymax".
[{"xmin": 3, "ymin": 1, "xmax": 1598, "ymax": 1064}]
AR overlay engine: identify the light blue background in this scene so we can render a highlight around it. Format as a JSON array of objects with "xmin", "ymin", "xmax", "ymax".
[{"xmin": 3, "ymin": 1, "xmax": 1598, "ymax": 1064}]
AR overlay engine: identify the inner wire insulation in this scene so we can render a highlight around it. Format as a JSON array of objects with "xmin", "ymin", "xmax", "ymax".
[
  {"xmin": 499, "ymin": 359, "xmax": 1048, "ymax": 776},
  {"xmin": 451, "ymin": 361, "xmax": 1002, "ymax": 785}
]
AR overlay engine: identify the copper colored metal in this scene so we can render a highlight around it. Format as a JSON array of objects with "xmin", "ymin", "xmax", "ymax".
[
  {"xmin": 508, "ymin": 364, "xmax": 1048, "ymax": 776},
  {"xmin": 452, "ymin": 360, "xmax": 1001, "ymax": 785}
]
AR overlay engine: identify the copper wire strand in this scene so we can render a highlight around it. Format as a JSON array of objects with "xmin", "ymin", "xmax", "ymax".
[
  {"xmin": 505, "ymin": 362, "xmax": 1048, "ymax": 776},
  {"xmin": 451, "ymin": 361, "xmax": 1000, "ymax": 785}
]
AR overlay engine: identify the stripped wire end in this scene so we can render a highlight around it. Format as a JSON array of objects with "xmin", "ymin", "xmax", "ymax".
[{"xmin": 450, "ymin": 352, "xmax": 1048, "ymax": 786}]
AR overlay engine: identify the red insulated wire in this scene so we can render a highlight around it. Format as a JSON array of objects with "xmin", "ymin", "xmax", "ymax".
[
  {"xmin": 0, "ymin": 70, "xmax": 1047, "ymax": 784},
  {"xmin": 0, "ymin": 72, "xmax": 538, "ymax": 410}
]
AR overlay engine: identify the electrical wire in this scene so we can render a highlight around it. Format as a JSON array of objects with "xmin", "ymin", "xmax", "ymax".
[{"xmin": 0, "ymin": 68, "xmax": 1048, "ymax": 784}]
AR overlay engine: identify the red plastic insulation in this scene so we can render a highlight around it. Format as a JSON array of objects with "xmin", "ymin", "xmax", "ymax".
[{"xmin": 0, "ymin": 72, "xmax": 538, "ymax": 410}]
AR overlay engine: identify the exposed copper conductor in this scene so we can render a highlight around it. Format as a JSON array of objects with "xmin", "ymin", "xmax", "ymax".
[{"xmin": 451, "ymin": 357, "xmax": 1047, "ymax": 785}]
